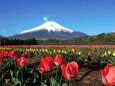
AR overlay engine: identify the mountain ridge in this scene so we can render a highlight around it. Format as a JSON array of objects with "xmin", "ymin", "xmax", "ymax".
[
  {"xmin": 19, "ymin": 21, "xmax": 74, "ymax": 34},
  {"xmin": 10, "ymin": 21, "xmax": 88, "ymax": 39}
]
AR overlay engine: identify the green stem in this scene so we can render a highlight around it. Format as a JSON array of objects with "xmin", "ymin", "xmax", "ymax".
[
  {"xmin": 21, "ymin": 67, "xmax": 23, "ymax": 85},
  {"xmin": 11, "ymin": 58, "xmax": 13, "ymax": 66},
  {"xmin": 41, "ymin": 74, "xmax": 42, "ymax": 83},
  {"xmin": 59, "ymin": 75, "xmax": 63, "ymax": 84},
  {"xmin": 69, "ymin": 82, "xmax": 73, "ymax": 86},
  {"xmin": 48, "ymin": 72, "xmax": 50, "ymax": 81},
  {"xmin": 15, "ymin": 61, "xmax": 17, "ymax": 78},
  {"xmin": 65, "ymin": 80, "xmax": 67, "ymax": 84},
  {"xmin": 29, "ymin": 57, "xmax": 31, "ymax": 64},
  {"xmin": 56, "ymin": 66, "xmax": 59, "ymax": 80}
]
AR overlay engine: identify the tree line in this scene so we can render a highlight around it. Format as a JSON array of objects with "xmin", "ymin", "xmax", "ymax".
[
  {"xmin": 0, "ymin": 38, "xmax": 38, "ymax": 45},
  {"xmin": 0, "ymin": 33, "xmax": 115, "ymax": 45}
]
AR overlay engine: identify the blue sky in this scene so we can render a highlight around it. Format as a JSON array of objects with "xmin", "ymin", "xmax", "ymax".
[{"xmin": 0, "ymin": 0, "xmax": 115, "ymax": 37}]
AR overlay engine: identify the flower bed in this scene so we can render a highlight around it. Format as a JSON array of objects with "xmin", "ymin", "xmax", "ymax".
[
  {"xmin": 0, "ymin": 46, "xmax": 115, "ymax": 85},
  {"xmin": 1, "ymin": 45, "xmax": 115, "ymax": 49}
]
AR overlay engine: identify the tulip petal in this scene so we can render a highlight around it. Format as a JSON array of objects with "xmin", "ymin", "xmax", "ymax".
[
  {"xmin": 101, "ymin": 75, "xmax": 109, "ymax": 85},
  {"xmin": 106, "ymin": 65, "xmax": 115, "ymax": 84},
  {"xmin": 39, "ymin": 56, "xmax": 54, "ymax": 73},
  {"xmin": 109, "ymin": 77, "xmax": 115, "ymax": 86},
  {"xmin": 38, "ymin": 67, "xmax": 44, "ymax": 73},
  {"xmin": 100, "ymin": 64, "xmax": 115, "ymax": 86},
  {"xmin": 61, "ymin": 61, "xmax": 79, "ymax": 81}
]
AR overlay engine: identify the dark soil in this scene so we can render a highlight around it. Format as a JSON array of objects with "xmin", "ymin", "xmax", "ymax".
[
  {"xmin": 29, "ymin": 57, "xmax": 104, "ymax": 86},
  {"xmin": 73, "ymin": 68, "xmax": 103, "ymax": 86}
]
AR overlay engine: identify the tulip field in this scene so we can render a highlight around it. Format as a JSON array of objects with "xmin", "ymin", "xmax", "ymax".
[{"xmin": 0, "ymin": 45, "xmax": 115, "ymax": 86}]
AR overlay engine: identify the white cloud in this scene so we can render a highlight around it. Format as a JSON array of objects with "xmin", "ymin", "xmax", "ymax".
[
  {"xmin": 43, "ymin": 16, "xmax": 48, "ymax": 21},
  {"xmin": 16, "ymin": 28, "xmax": 22, "ymax": 32},
  {"xmin": 1, "ymin": 29, "xmax": 7, "ymax": 33}
]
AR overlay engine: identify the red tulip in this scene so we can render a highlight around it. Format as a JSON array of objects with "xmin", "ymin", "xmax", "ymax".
[
  {"xmin": 17, "ymin": 57, "xmax": 27, "ymax": 67},
  {"xmin": 13, "ymin": 54, "xmax": 20, "ymax": 60},
  {"xmin": 100, "ymin": 64, "xmax": 115, "ymax": 86},
  {"xmin": 38, "ymin": 56, "xmax": 54, "ymax": 73},
  {"xmin": 89, "ymin": 49, "xmax": 93, "ymax": 51},
  {"xmin": 28, "ymin": 52, "xmax": 34, "ymax": 57},
  {"xmin": 61, "ymin": 61, "xmax": 79, "ymax": 81},
  {"xmin": 0, "ymin": 50, "xmax": 9, "ymax": 57},
  {"xmin": 9, "ymin": 50, "xmax": 17, "ymax": 57},
  {"xmin": 9, "ymin": 50, "xmax": 19, "ymax": 60},
  {"xmin": 0, "ymin": 60, "xmax": 2, "ymax": 66},
  {"xmin": 21, "ymin": 52, "xmax": 33, "ymax": 58},
  {"xmin": 3, "ymin": 51, "xmax": 9, "ymax": 57},
  {"xmin": 54, "ymin": 54, "xmax": 64, "ymax": 66},
  {"xmin": 21, "ymin": 52, "xmax": 29, "ymax": 58},
  {"xmin": 0, "ymin": 53, "xmax": 4, "ymax": 59}
]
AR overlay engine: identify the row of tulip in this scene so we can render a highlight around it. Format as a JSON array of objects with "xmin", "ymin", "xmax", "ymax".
[
  {"xmin": 0, "ymin": 46, "xmax": 115, "ymax": 66},
  {"xmin": 0, "ymin": 49, "xmax": 115, "ymax": 86},
  {"xmin": 1, "ymin": 45, "xmax": 115, "ymax": 49},
  {"xmin": 1, "ymin": 46, "xmax": 115, "ymax": 56}
]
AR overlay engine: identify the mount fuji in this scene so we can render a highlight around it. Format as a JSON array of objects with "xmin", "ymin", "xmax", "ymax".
[{"xmin": 10, "ymin": 21, "xmax": 88, "ymax": 39}]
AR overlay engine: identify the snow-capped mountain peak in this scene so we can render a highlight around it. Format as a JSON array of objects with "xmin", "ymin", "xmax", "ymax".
[
  {"xmin": 20, "ymin": 21, "xmax": 74, "ymax": 34},
  {"xmin": 10, "ymin": 21, "xmax": 88, "ymax": 39}
]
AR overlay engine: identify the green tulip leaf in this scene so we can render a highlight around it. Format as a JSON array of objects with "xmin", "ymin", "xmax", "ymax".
[
  {"xmin": 14, "ymin": 79, "xmax": 21, "ymax": 85},
  {"xmin": 10, "ymin": 70, "xmax": 14, "ymax": 78},
  {"xmin": 50, "ymin": 77, "xmax": 59, "ymax": 86},
  {"xmin": 41, "ymin": 83, "xmax": 47, "ymax": 86},
  {"xmin": 5, "ymin": 79, "xmax": 10, "ymax": 83},
  {"xmin": 62, "ymin": 83, "xmax": 68, "ymax": 86}
]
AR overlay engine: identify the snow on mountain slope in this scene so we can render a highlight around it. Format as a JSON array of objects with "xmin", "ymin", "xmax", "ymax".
[{"xmin": 20, "ymin": 21, "xmax": 74, "ymax": 34}]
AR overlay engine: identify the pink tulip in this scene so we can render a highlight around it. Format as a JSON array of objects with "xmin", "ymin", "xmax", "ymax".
[
  {"xmin": 100, "ymin": 64, "xmax": 115, "ymax": 86},
  {"xmin": 54, "ymin": 54, "xmax": 64, "ymax": 66},
  {"xmin": 61, "ymin": 61, "xmax": 79, "ymax": 81}
]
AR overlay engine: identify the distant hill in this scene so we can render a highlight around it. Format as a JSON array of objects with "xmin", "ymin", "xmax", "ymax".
[
  {"xmin": 87, "ymin": 32, "xmax": 115, "ymax": 41},
  {"xmin": 0, "ymin": 35, "xmax": 6, "ymax": 38},
  {"xmin": 71, "ymin": 32, "xmax": 115, "ymax": 44},
  {"xmin": 36, "ymin": 32, "xmax": 115, "ymax": 45}
]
